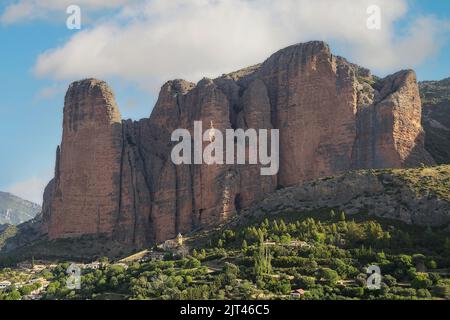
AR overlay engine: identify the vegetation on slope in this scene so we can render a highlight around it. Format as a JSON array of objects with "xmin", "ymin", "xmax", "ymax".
[{"xmin": 2, "ymin": 209, "xmax": 449, "ymax": 300}]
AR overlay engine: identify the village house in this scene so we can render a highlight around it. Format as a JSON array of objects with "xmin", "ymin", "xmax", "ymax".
[
  {"xmin": 0, "ymin": 280, "xmax": 12, "ymax": 289},
  {"xmin": 17, "ymin": 262, "xmax": 33, "ymax": 270},
  {"xmin": 84, "ymin": 262, "xmax": 102, "ymax": 270},
  {"xmin": 160, "ymin": 233, "xmax": 184, "ymax": 250},
  {"xmin": 144, "ymin": 251, "xmax": 166, "ymax": 261},
  {"xmin": 290, "ymin": 289, "xmax": 306, "ymax": 298},
  {"xmin": 287, "ymin": 240, "xmax": 310, "ymax": 248},
  {"xmin": 32, "ymin": 264, "xmax": 47, "ymax": 273}
]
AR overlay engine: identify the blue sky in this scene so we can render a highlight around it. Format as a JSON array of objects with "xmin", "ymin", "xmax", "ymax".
[{"xmin": 0, "ymin": 0, "xmax": 449, "ymax": 204}]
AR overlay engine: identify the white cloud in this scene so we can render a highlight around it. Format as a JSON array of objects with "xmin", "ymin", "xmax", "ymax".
[
  {"xmin": 6, "ymin": 176, "xmax": 50, "ymax": 205},
  {"xmin": 0, "ymin": 0, "xmax": 137, "ymax": 24},
  {"xmin": 30, "ymin": 0, "xmax": 450, "ymax": 91}
]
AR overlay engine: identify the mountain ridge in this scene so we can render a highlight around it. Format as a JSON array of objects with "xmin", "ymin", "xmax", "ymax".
[
  {"xmin": 40, "ymin": 41, "xmax": 434, "ymax": 248},
  {"xmin": 0, "ymin": 191, "xmax": 41, "ymax": 225},
  {"xmin": 2, "ymin": 41, "xmax": 448, "ymax": 259}
]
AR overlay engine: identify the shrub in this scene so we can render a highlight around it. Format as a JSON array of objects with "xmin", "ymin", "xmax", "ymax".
[{"xmin": 411, "ymin": 274, "xmax": 432, "ymax": 289}]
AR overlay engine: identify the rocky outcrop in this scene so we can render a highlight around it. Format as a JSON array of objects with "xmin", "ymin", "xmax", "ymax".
[
  {"xmin": 420, "ymin": 78, "xmax": 450, "ymax": 164},
  {"xmin": 42, "ymin": 41, "xmax": 435, "ymax": 247},
  {"xmin": 247, "ymin": 165, "xmax": 450, "ymax": 227},
  {"xmin": 45, "ymin": 80, "xmax": 123, "ymax": 240}
]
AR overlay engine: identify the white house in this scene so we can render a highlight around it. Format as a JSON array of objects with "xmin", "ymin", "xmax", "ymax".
[{"xmin": 0, "ymin": 281, "xmax": 12, "ymax": 289}]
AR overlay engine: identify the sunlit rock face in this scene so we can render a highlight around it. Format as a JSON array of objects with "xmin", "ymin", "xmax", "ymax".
[{"xmin": 42, "ymin": 41, "xmax": 434, "ymax": 247}]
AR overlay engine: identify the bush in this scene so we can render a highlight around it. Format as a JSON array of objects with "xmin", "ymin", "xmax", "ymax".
[
  {"xmin": 383, "ymin": 274, "xmax": 397, "ymax": 287},
  {"xmin": 416, "ymin": 289, "xmax": 432, "ymax": 299},
  {"xmin": 342, "ymin": 286, "xmax": 364, "ymax": 298},
  {"xmin": 316, "ymin": 268, "xmax": 340, "ymax": 285},
  {"xmin": 294, "ymin": 275, "xmax": 316, "ymax": 289},
  {"xmin": 433, "ymin": 284, "xmax": 450, "ymax": 299},
  {"xmin": 411, "ymin": 274, "xmax": 432, "ymax": 289}
]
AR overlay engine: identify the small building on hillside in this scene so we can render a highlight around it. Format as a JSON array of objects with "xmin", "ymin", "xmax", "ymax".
[
  {"xmin": 287, "ymin": 240, "xmax": 310, "ymax": 248},
  {"xmin": 0, "ymin": 281, "xmax": 12, "ymax": 289},
  {"xmin": 145, "ymin": 251, "xmax": 166, "ymax": 261},
  {"xmin": 17, "ymin": 262, "xmax": 33, "ymax": 270},
  {"xmin": 85, "ymin": 262, "xmax": 101, "ymax": 270},
  {"xmin": 290, "ymin": 289, "xmax": 306, "ymax": 298}
]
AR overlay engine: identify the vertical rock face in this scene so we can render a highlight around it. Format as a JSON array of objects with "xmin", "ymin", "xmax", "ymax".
[
  {"xmin": 42, "ymin": 41, "xmax": 434, "ymax": 246},
  {"xmin": 46, "ymin": 80, "xmax": 123, "ymax": 239},
  {"xmin": 420, "ymin": 78, "xmax": 450, "ymax": 164},
  {"xmin": 353, "ymin": 70, "xmax": 435, "ymax": 168},
  {"xmin": 258, "ymin": 43, "xmax": 358, "ymax": 185}
]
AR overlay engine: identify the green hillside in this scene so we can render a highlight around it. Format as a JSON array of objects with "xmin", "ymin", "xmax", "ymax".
[
  {"xmin": 3, "ymin": 207, "xmax": 448, "ymax": 300},
  {"xmin": 1, "ymin": 165, "xmax": 449, "ymax": 300}
]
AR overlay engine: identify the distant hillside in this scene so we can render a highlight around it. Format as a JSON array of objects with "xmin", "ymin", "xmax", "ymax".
[
  {"xmin": 0, "ymin": 192, "xmax": 41, "ymax": 225},
  {"xmin": 420, "ymin": 78, "xmax": 450, "ymax": 164}
]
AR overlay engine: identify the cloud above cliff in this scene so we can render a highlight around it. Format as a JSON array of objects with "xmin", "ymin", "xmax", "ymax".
[{"xmin": 28, "ymin": 0, "xmax": 450, "ymax": 91}]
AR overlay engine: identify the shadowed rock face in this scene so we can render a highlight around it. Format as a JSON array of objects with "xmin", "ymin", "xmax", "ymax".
[
  {"xmin": 420, "ymin": 78, "xmax": 450, "ymax": 164},
  {"xmin": 42, "ymin": 41, "xmax": 434, "ymax": 246}
]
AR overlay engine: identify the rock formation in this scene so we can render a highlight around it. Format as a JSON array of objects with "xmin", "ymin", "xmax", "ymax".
[
  {"xmin": 420, "ymin": 78, "xmax": 450, "ymax": 164},
  {"xmin": 41, "ymin": 41, "xmax": 434, "ymax": 247},
  {"xmin": 246, "ymin": 165, "xmax": 450, "ymax": 227}
]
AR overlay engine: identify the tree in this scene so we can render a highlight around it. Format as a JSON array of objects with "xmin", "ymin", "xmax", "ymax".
[
  {"xmin": 424, "ymin": 226, "xmax": 436, "ymax": 246},
  {"xmin": 365, "ymin": 221, "xmax": 383, "ymax": 243},
  {"xmin": 317, "ymin": 268, "xmax": 340, "ymax": 285},
  {"xmin": 383, "ymin": 274, "xmax": 397, "ymax": 287},
  {"xmin": 5, "ymin": 290, "xmax": 21, "ymax": 300},
  {"xmin": 253, "ymin": 244, "xmax": 272, "ymax": 277},
  {"xmin": 433, "ymin": 284, "xmax": 450, "ymax": 299},
  {"xmin": 412, "ymin": 254, "xmax": 426, "ymax": 266},
  {"xmin": 339, "ymin": 211, "xmax": 346, "ymax": 222},
  {"xmin": 426, "ymin": 260, "xmax": 437, "ymax": 269},
  {"xmin": 295, "ymin": 275, "xmax": 316, "ymax": 289},
  {"xmin": 411, "ymin": 273, "xmax": 432, "ymax": 289},
  {"xmin": 186, "ymin": 257, "xmax": 201, "ymax": 268},
  {"xmin": 200, "ymin": 249, "xmax": 206, "ymax": 260},
  {"xmin": 329, "ymin": 210, "xmax": 336, "ymax": 219},
  {"xmin": 417, "ymin": 288, "xmax": 431, "ymax": 299},
  {"xmin": 223, "ymin": 263, "xmax": 239, "ymax": 284},
  {"xmin": 279, "ymin": 219, "xmax": 287, "ymax": 232},
  {"xmin": 444, "ymin": 238, "xmax": 450, "ymax": 255}
]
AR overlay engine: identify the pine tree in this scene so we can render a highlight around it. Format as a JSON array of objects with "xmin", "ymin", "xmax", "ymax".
[
  {"xmin": 339, "ymin": 211, "xmax": 346, "ymax": 221},
  {"xmin": 279, "ymin": 219, "xmax": 287, "ymax": 232},
  {"xmin": 273, "ymin": 220, "xmax": 279, "ymax": 232},
  {"xmin": 330, "ymin": 210, "xmax": 336, "ymax": 219},
  {"xmin": 253, "ymin": 244, "xmax": 272, "ymax": 277}
]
